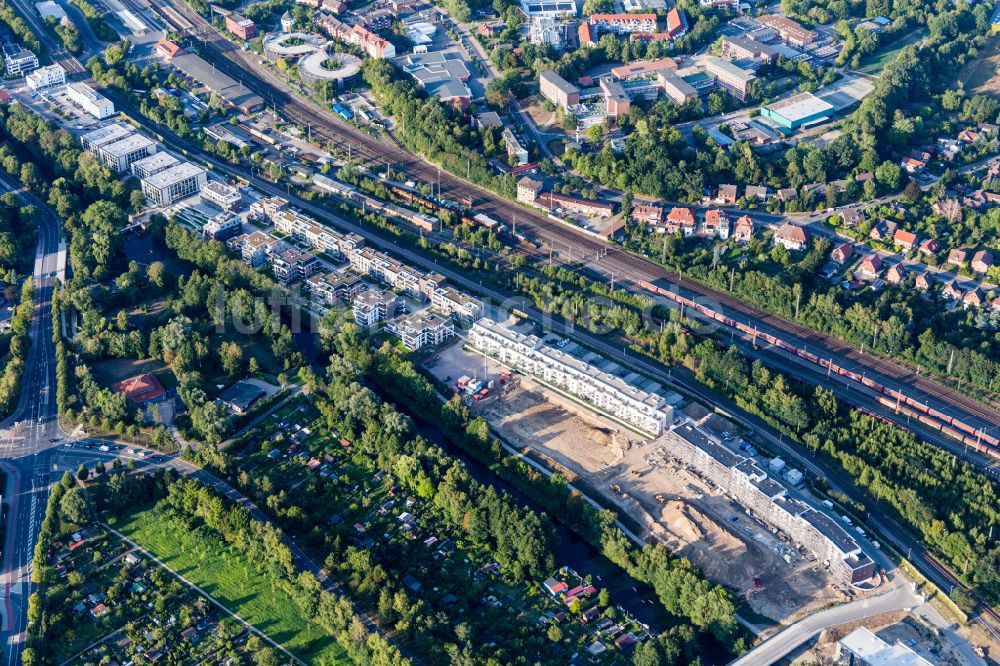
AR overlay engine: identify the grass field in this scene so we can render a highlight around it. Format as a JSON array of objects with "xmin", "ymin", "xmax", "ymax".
[
  {"xmin": 858, "ymin": 29, "xmax": 927, "ymax": 75},
  {"xmin": 115, "ymin": 504, "xmax": 352, "ymax": 665},
  {"xmin": 960, "ymin": 35, "xmax": 1000, "ymax": 95},
  {"xmin": 90, "ymin": 357, "xmax": 175, "ymax": 388}
]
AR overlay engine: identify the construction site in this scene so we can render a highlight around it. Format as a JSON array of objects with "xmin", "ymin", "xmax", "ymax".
[{"xmin": 426, "ymin": 339, "xmax": 849, "ymax": 623}]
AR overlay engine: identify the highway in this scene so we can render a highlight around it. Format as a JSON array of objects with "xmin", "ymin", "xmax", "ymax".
[{"xmin": 138, "ymin": 0, "xmax": 1000, "ymax": 450}]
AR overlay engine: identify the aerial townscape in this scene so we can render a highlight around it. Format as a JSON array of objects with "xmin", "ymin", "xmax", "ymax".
[{"xmin": 0, "ymin": 0, "xmax": 999, "ymax": 662}]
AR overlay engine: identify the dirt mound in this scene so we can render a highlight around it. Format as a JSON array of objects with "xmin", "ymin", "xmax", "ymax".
[{"xmin": 662, "ymin": 500, "xmax": 704, "ymax": 543}]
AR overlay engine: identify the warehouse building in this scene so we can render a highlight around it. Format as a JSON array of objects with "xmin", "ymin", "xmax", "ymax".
[
  {"xmin": 168, "ymin": 53, "xmax": 265, "ymax": 113},
  {"xmin": 141, "ymin": 162, "xmax": 207, "ymax": 205},
  {"xmin": 469, "ymin": 318, "xmax": 674, "ymax": 435},
  {"xmin": 539, "ymin": 70, "xmax": 579, "ymax": 109},
  {"xmin": 97, "ymin": 134, "xmax": 157, "ymax": 172},
  {"xmin": 667, "ymin": 421, "xmax": 875, "ymax": 586},
  {"xmin": 67, "ymin": 82, "xmax": 115, "ymax": 119},
  {"xmin": 131, "ymin": 151, "xmax": 180, "ymax": 178},
  {"xmin": 761, "ymin": 92, "xmax": 834, "ymax": 129}
]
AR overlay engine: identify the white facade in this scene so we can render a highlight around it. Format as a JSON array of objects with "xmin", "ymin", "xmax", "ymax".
[
  {"xmin": 97, "ymin": 134, "xmax": 156, "ymax": 172},
  {"xmin": 200, "ymin": 180, "xmax": 243, "ymax": 211},
  {"xmin": 431, "ymin": 287, "xmax": 483, "ymax": 325},
  {"xmin": 353, "ymin": 288, "xmax": 400, "ymax": 327},
  {"xmin": 141, "ymin": 163, "xmax": 207, "ymax": 205},
  {"xmin": 390, "ymin": 313, "xmax": 455, "ymax": 350},
  {"xmin": 3, "ymin": 44, "xmax": 38, "ymax": 76},
  {"xmin": 25, "ymin": 64, "xmax": 64, "ymax": 90},
  {"xmin": 469, "ymin": 318, "xmax": 673, "ymax": 435},
  {"xmin": 131, "ymin": 151, "xmax": 180, "ymax": 178},
  {"xmin": 67, "ymin": 82, "xmax": 115, "ymax": 119}
]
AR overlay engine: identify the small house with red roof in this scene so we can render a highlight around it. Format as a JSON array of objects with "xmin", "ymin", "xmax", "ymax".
[{"xmin": 112, "ymin": 373, "xmax": 167, "ymax": 407}]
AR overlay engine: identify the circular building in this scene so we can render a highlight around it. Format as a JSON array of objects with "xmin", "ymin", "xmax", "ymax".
[
  {"xmin": 262, "ymin": 31, "xmax": 326, "ymax": 63},
  {"xmin": 299, "ymin": 48, "xmax": 363, "ymax": 88}
]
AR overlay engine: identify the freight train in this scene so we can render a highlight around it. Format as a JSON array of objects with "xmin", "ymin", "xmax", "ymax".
[{"xmin": 637, "ymin": 279, "xmax": 1000, "ymax": 455}]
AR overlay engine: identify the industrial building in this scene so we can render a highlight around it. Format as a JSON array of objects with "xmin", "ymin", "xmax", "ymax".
[
  {"xmin": 761, "ymin": 92, "xmax": 834, "ymax": 129},
  {"xmin": 667, "ymin": 422, "xmax": 876, "ymax": 586},
  {"xmin": 97, "ymin": 134, "xmax": 157, "ymax": 172},
  {"xmin": 168, "ymin": 53, "xmax": 265, "ymax": 113},
  {"xmin": 2, "ymin": 43, "xmax": 38, "ymax": 76},
  {"xmin": 539, "ymin": 70, "xmax": 580, "ymax": 109},
  {"xmin": 67, "ymin": 82, "xmax": 115, "ymax": 119},
  {"xmin": 469, "ymin": 318, "xmax": 674, "ymax": 435},
  {"xmin": 389, "ymin": 312, "xmax": 455, "ymax": 351},
  {"xmin": 25, "ymin": 64, "xmax": 64, "ymax": 90},
  {"xmin": 353, "ymin": 288, "xmax": 401, "ymax": 327},
  {"xmin": 395, "ymin": 52, "xmax": 472, "ymax": 107},
  {"xmin": 131, "ymin": 151, "xmax": 180, "ymax": 178},
  {"xmin": 141, "ymin": 162, "xmax": 208, "ymax": 205}
]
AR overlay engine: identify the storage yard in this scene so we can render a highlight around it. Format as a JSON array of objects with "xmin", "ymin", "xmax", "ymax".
[{"xmin": 426, "ymin": 339, "xmax": 848, "ymax": 622}]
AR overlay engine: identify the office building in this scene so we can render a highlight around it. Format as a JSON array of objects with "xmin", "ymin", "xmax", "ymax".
[
  {"xmin": 80, "ymin": 123, "xmax": 134, "ymax": 151},
  {"xmin": 225, "ymin": 13, "xmax": 258, "ymax": 40},
  {"xmin": 431, "ymin": 287, "xmax": 484, "ymax": 325},
  {"xmin": 97, "ymin": 134, "xmax": 157, "ymax": 172},
  {"xmin": 200, "ymin": 180, "xmax": 243, "ymax": 211},
  {"xmin": 667, "ymin": 421, "xmax": 875, "ymax": 586},
  {"xmin": 141, "ymin": 162, "xmax": 207, "ymax": 205},
  {"xmin": 352, "ymin": 288, "xmax": 400, "ymax": 327},
  {"xmin": 67, "ymin": 82, "xmax": 115, "ymax": 119},
  {"xmin": 469, "ymin": 318, "xmax": 674, "ymax": 435},
  {"xmin": 539, "ymin": 70, "xmax": 579, "ymax": 109},
  {"xmin": 761, "ymin": 92, "xmax": 834, "ymax": 129},
  {"xmin": 721, "ymin": 35, "xmax": 778, "ymax": 65},
  {"xmin": 25, "ymin": 64, "xmax": 64, "ymax": 90},
  {"xmin": 389, "ymin": 312, "xmax": 455, "ymax": 350},
  {"xmin": 836, "ymin": 627, "xmax": 934, "ymax": 666},
  {"xmin": 703, "ymin": 56, "xmax": 755, "ymax": 100},
  {"xmin": 131, "ymin": 151, "xmax": 180, "ymax": 178},
  {"xmin": 2, "ymin": 43, "xmax": 38, "ymax": 76}
]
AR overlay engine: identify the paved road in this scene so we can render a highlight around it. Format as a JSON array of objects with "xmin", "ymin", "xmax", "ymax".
[{"xmin": 729, "ymin": 581, "xmax": 923, "ymax": 665}]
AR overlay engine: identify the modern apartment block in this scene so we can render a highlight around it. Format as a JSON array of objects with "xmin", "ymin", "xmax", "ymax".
[
  {"xmin": 307, "ymin": 271, "xmax": 366, "ymax": 307},
  {"xmin": 202, "ymin": 212, "xmax": 242, "ymax": 240},
  {"xmin": 539, "ymin": 70, "xmax": 580, "ymax": 109},
  {"xmin": 469, "ymin": 318, "xmax": 674, "ymax": 435},
  {"xmin": 270, "ymin": 247, "xmax": 322, "ymax": 284},
  {"xmin": 200, "ymin": 181, "xmax": 243, "ymax": 211},
  {"xmin": 66, "ymin": 82, "xmax": 115, "ymax": 119},
  {"xmin": 588, "ymin": 13, "xmax": 657, "ymax": 35},
  {"xmin": 270, "ymin": 208, "xmax": 365, "ymax": 260},
  {"xmin": 389, "ymin": 312, "xmax": 455, "ymax": 351},
  {"xmin": 97, "ymin": 134, "xmax": 157, "ymax": 172},
  {"xmin": 353, "ymin": 288, "xmax": 401, "ymax": 327},
  {"xmin": 131, "ymin": 151, "xmax": 180, "ymax": 179},
  {"xmin": 667, "ymin": 422, "xmax": 875, "ymax": 586},
  {"xmin": 430, "ymin": 286, "xmax": 484, "ymax": 325},
  {"xmin": 25, "ymin": 64, "xmax": 65, "ymax": 90},
  {"xmin": 3, "ymin": 43, "xmax": 38, "ymax": 76},
  {"xmin": 227, "ymin": 231, "xmax": 284, "ymax": 268},
  {"xmin": 141, "ymin": 163, "xmax": 207, "ymax": 205}
]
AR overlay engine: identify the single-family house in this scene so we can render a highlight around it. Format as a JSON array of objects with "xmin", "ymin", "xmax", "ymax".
[
  {"xmin": 716, "ymin": 184, "xmax": 738, "ymax": 205},
  {"xmin": 947, "ymin": 248, "xmax": 968, "ymax": 266},
  {"xmin": 703, "ymin": 209, "xmax": 730, "ymax": 239},
  {"xmin": 869, "ymin": 220, "xmax": 898, "ymax": 242},
  {"xmin": 859, "ymin": 255, "xmax": 883, "ymax": 277},
  {"xmin": 777, "ymin": 187, "xmax": 797, "ymax": 202},
  {"xmin": 900, "ymin": 157, "xmax": 925, "ymax": 173},
  {"xmin": 733, "ymin": 215, "xmax": 754, "ymax": 243},
  {"xmin": 971, "ymin": 250, "xmax": 994, "ymax": 274},
  {"xmin": 892, "ymin": 228, "xmax": 917, "ymax": 250},
  {"xmin": 885, "ymin": 263, "xmax": 907, "ymax": 285},
  {"xmin": 963, "ymin": 288, "xmax": 985, "ymax": 308},
  {"xmin": 840, "ymin": 208, "xmax": 864, "ymax": 226},
  {"xmin": 665, "ymin": 207, "xmax": 696, "ymax": 236},
  {"xmin": 744, "ymin": 185, "xmax": 769, "ymax": 201},
  {"xmin": 830, "ymin": 242, "xmax": 853, "ymax": 264},
  {"xmin": 919, "ymin": 238, "xmax": 940, "ymax": 255},
  {"xmin": 774, "ymin": 223, "xmax": 809, "ymax": 251},
  {"xmin": 915, "ymin": 271, "xmax": 932, "ymax": 291},
  {"xmin": 632, "ymin": 204, "xmax": 663, "ymax": 224},
  {"xmin": 942, "ymin": 280, "xmax": 964, "ymax": 300}
]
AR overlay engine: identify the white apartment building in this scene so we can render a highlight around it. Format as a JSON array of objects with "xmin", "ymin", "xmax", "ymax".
[
  {"xmin": 271, "ymin": 208, "xmax": 364, "ymax": 260},
  {"xmin": 431, "ymin": 287, "xmax": 484, "ymax": 325},
  {"xmin": 307, "ymin": 271, "xmax": 365, "ymax": 307},
  {"xmin": 25, "ymin": 64, "xmax": 64, "ymax": 90},
  {"xmin": 227, "ymin": 231, "xmax": 284, "ymax": 268},
  {"xmin": 131, "ymin": 151, "xmax": 180, "ymax": 178},
  {"xmin": 202, "ymin": 212, "xmax": 242, "ymax": 240},
  {"xmin": 668, "ymin": 422, "xmax": 875, "ymax": 586},
  {"xmin": 353, "ymin": 288, "xmax": 400, "ymax": 327},
  {"xmin": 270, "ymin": 247, "xmax": 321, "ymax": 284},
  {"xmin": 97, "ymin": 134, "xmax": 157, "ymax": 172},
  {"xmin": 200, "ymin": 180, "xmax": 242, "ymax": 211},
  {"xmin": 3, "ymin": 43, "xmax": 38, "ymax": 76},
  {"xmin": 141, "ymin": 162, "xmax": 207, "ymax": 205},
  {"xmin": 389, "ymin": 312, "xmax": 454, "ymax": 350},
  {"xmin": 67, "ymin": 82, "xmax": 115, "ymax": 119},
  {"xmin": 469, "ymin": 318, "xmax": 674, "ymax": 435}
]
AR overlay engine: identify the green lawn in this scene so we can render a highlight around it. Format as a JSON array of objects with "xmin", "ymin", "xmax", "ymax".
[
  {"xmin": 858, "ymin": 29, "xmax": 927, "ymax": 75},
  {"xmin": 114, "ymin": 504, "xmax": 352, "ymax": 665}
]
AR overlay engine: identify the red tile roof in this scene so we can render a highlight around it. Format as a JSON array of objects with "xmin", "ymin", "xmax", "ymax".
[{"xmin": 112, "ymin": 373, "xmax": 166, "ymax": 405}]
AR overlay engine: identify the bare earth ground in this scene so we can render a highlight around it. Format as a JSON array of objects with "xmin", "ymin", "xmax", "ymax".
[
  {"xmin": 959, "ymin": 36, "xmax": 1000, "ymax": 95},
  {"xmin": 427, "ymin": 340, "xmax": 846, "ymax": 623}
]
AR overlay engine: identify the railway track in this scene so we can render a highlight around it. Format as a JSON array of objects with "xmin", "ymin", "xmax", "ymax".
[{"xmin": 148, "ymin": 0, "xmax": 1000, "ymax": 444}]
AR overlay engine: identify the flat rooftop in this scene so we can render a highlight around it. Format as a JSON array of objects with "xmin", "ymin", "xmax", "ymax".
[
  {"xmin": 839, "ymin": 627, "xmax": 933, "ymax": 666},
  {"xmin": 169, "ymin": 53, "xmax": 265, "ymax": 111},
  {"xmin": 540, "ymin": 70, "xmax": 579, "ymax": 95},
  {"xmin": 801, "ymin": 507, "xmax": 860, "ymax": 555},
  {"xmin": 101, "ymin": 134, "xmax": 155, "ymax": 156},
  {"xmin": 81, "ymin": 123, "xmax": 134, "ymax": 147},
  {"xmin": 765, "ymin": 92, "xmax": 834, "ymax": 121},
  {"xmin": 132, "ymin": 152, "xmax": 179, "ymax": 172},
  {"xmin": 143, "ymin": 162, "xmax": 206, "ymax": 188}
]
